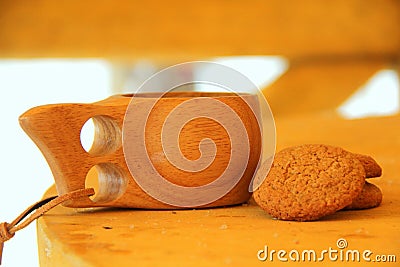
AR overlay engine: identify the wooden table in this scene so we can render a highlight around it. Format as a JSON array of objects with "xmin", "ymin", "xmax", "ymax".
[{"xmin": 37, "ymin": 113, "xmax": 400, "ymax": 266}]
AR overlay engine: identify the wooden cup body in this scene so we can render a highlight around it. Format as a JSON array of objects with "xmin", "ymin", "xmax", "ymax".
[{"xmin": 19, "ymin": 93, "xmax": 262, "ymax": 209}]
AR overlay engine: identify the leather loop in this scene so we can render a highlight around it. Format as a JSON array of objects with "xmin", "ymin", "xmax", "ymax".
[
  {"xmin": 0, "ymin": 223, "xmax": 13, "ymax": 243},
  {"xmin": 0, "ymin": 188, "xmax": 95, "ymax": 265},
  {"xmin": 0, "ymin": 222, "xmax": 13, "ymax": 265}
]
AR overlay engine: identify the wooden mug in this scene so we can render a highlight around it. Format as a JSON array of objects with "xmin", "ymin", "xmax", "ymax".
[{"xmin": 19, "ymin": 92, "xmax": 262, "ymax": 209}]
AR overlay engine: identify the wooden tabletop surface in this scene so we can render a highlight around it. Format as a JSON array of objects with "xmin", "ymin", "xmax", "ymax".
[{"xmin": 37, "ymin": 113, "xmax": 400, "ymax": 266}]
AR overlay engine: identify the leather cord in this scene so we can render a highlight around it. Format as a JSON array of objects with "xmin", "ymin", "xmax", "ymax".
[{"xmin": 0, "ymin": 188, "xmax": 95, "ymax": 265}]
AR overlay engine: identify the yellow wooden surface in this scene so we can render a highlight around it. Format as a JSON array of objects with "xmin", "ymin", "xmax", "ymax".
[
  {"xmin": 263, "ymin": 59, "xmax": 392, "ymax": 116},
  {"xmin": 0, "ymin": 0, "xmax": 399, "ymax": 59},
  {"xmin": 37, "ymin": 113, "xmax": 400, "ymax": 266}
]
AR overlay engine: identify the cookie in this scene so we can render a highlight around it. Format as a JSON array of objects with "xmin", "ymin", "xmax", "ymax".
[
  {"xmin": 253, "ymin": 144, "xmax": 366, "ymax": 221},
  {"xmin": 351, "ymin": 153, "xmax": 382, "ymax": 178},
  {"xmin": 343, "ymin": 182, "xmax": 382, "ymax": 210}
]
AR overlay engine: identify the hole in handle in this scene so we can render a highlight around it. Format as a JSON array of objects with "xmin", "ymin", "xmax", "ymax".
[
  {"xmin": 85, "ymin": 163, "xmax": 128, "ymax": 204},
  {"xmin": 80, "ymin": 115, "xmax": 121, "ymax": 156}
]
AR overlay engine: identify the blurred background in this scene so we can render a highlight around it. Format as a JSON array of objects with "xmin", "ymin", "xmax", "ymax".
[{"xmin": 0, "ymin": 1, "xmax": 399, "ymax": 266}]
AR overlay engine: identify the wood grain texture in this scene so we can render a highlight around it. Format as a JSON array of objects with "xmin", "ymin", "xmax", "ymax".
[
  {"xmin": 19, "ymin": 93, "xmax": 262, "ymax": 209},
  {"xmin": 37, "ymin": 113, "xmax": 400, "ymax": 266},
  {"xmin": 0, "ymin": 0, "xmax": 399, "ymax": 59}
]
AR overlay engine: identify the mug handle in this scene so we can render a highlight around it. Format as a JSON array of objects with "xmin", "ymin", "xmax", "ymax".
[{"xmin": 19, "ymin": 95, "xmax": 130, "ymax": 207}]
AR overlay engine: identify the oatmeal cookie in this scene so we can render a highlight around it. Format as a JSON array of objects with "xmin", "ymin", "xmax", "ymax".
[
  {"xmin": 343, "ymin": 182, "xmax": 382, "ymax": 210},
  {"xmin": 351, "ymin": 153, "xmax": 382, "ymax": 178},
  {"xmin": 254, "ymin": 144, "xmax": 366, "ymax": 221}
]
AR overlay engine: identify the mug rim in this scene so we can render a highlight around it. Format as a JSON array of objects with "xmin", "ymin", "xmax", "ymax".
[{"xmin": 120, "ymin": 92, "xmax": 254, "ymax": 99}]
